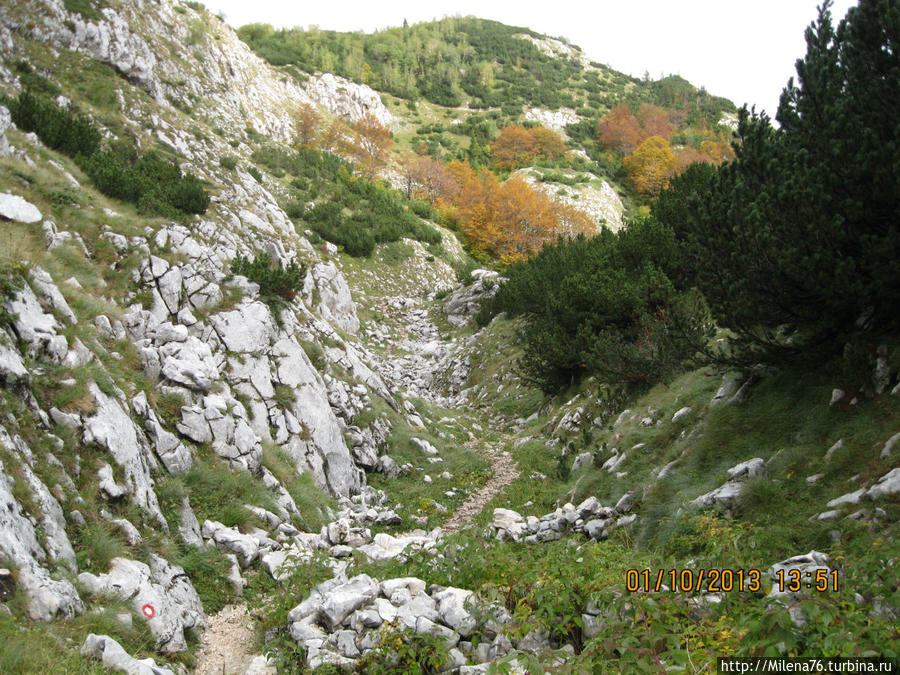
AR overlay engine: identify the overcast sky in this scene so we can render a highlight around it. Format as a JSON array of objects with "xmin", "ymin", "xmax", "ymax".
[{"xmin": 200, "ymin": 0, "xmax": 857, "ymax": 118}]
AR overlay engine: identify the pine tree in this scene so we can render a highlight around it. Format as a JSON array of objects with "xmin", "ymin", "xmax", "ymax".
[{"xmin": 659, "ymin": 0, "xmax": 900, "ymax": 365}]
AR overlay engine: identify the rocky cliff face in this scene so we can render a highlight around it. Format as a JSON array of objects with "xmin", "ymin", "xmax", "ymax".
[
  {"xmin": 0, "ymin": 0, "xmax": 395, "ymax": 142},
  {"xmin": 0, "ymin": 0, "xmax": 422, "ymax": 653}
]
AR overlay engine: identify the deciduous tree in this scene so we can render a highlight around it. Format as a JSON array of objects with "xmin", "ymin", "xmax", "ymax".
[
  {"xmin": 490, "ymin": 125, "xmax": 536, "ymax": 170},
  {"xmin": 597, "ymin": 104, "xmax": 641, "ymax": 153},
  {"xmin": 294, "ymin": 103, "xmax": 322, "ymax": 149},
  {"xmin": 344, "ymin": 113, "xmax": 394, "ymax": 178},
  {"xmin": 530, "ymin": 127, "xmax": 569, "ymax": 161},
  {"xmin": 624, "ymin": 135, "xmax": 675, "ymax": 196},
  {"xmin": 636, "ymin": 103, "xmax": 672, "ymax": 141}
]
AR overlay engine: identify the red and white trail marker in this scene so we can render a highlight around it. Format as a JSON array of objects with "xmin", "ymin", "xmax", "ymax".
[{"xmin": 142, "ymin": 604, "xmax": 156, "ymax": 619}]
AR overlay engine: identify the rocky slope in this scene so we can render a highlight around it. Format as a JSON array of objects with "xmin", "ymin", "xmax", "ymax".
[{"xmin": 0, "ymin": 1, "xmax": 897, "ymax": 673}]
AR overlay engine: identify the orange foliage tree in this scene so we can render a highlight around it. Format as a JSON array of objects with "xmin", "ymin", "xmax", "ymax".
[
  {"xmin": 530, "ymin": 127, "xmax": 569, "ymax": 161},
  {"xmin": 343, "ymin": 113, "xmax": 393, "ymax": 178},
  {"xmin": 489, "ymin": 125, "xmax": 536, "ymax": 170},
  {"xmin": 295, "ymin": 103, "xmax": 322, "ymax": 149},
  {"xmin": 624, "ymin": 135, "xmax": 676, "ymax": 196},
  {"xmin": 319, "ymin": 117, "xmax": 348, "ymax": 154},
  {"xmin": 636, "ymin": 103, "xmax": 672, "ymax": 140},
  {"xmin": 597, "ymin": 104, "xmax": 642, "ymax": 153},
  {"xmin": 436, "ymin": 160, "xmax": 595, "ymax": 263}
]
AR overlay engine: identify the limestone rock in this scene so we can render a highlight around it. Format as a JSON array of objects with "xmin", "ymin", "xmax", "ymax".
[
  {"xmin": 29, "ymin": 266, "xmax": 76, "ymax": 324},
  {"xmin": 0, "ymin": 332, "xmax": 28, "ymax": 385},
  {"xmin": 132, "ymin": 392, "xmax": 192, "ymax": 475},
  {"xmin": 0, "ymin": 453, "xmax": 85, "ymax": 621},
  {"xmin": 433, "ymin": 586, "xmax": 476, "ymax": 637},
  {"xmin": 82, "ymin": 633, "xmax": 174, "ymax": 675},
  {"xmin": 202, "ymin": 520, "xmax": 260, "ymax": 569},
  {"xmin": 492, "ymin": 508, "xmax": 527, "ymax": 541},
  {"xmin": 3, "ymin": 283, "xmax": 66, "ymax": 362},
  {"xmin": 766, "ymin": 551, "xmax": 831, "ymax": 627},
  {"xmin": 0, "ymin": 192, "xmax": 41, "ymax": 222},
  {"xmin": 867, "ymin": 468, "xmax": 900, "ymax": 500},
  {"xmin": 78, "ymin": 556, "xmax": 205, "ymax": 653},
  {"xmin": 82, "ymin": 383, "xmax": 167, "ymax": 530},
  {"xmin": 689, "ymin": 458, "xmax": 765, "ymax": 513},
  {"xmin": 304, "ymin": 73, "xmax": 396, "ymax": 127},
  {"xmin": 310, "ymin": 262, "xmax": 359, "ymax": 334},
  {"xmin": 178, "ymin": 498, "xmax": 204, "ymax": 548}
]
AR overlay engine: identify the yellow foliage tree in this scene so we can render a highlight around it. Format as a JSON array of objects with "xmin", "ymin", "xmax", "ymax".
[{"xmin": 624, "ymin": 135, "xmax": 676, "ymax": 196}]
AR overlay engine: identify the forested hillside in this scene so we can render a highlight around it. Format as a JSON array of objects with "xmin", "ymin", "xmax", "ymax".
[{"xmin": 237, "ymin": 16, "xmax": 738, "ymax": 264}]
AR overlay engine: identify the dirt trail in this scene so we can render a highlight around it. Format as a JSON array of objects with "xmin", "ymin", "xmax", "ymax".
[
  {"xmin": 441, "ymin": 437, "xmax": 520, "ymax": 534},
  {"xmin": 192, "ymin": 603, "xmax": 256, "ymax": 675}
]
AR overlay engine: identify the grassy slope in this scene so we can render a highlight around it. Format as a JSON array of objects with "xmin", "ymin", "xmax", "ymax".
[{"xmin": 348, "ymin": 312, "xmax": 900, "ymax": 667}]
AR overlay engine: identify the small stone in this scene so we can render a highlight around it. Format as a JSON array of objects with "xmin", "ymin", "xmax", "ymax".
[{"xmin": 824, "ymin": 439, "xmax": 843, "ymax": 461}]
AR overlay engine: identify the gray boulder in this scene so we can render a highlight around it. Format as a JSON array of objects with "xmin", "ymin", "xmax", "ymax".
[
  {"xmin": 867, "ymin": 468, "xmax": 900, "ymax": 500},
  {"xmin": 309, "ymin": 262, "xmax": 359, "ymax": 334},
  {"xmin": 82, "ymin": 383, "xmax": 167, "ymax": 530},
  {"xmin": 78, "ymin": 555, "xmax": 206, "ymax": 653},
  {"xmin": 689, "ymin": 457, "xmax": 765, "ymax": 513},
  {"xmin": 81, "ymin": 633, "xmax": 174, "ymax": 675},
  {"xmin": 433, "ymin": 586, "xmax": 476, "ymax": 637},
  {"xmin": 202, "ymin": 520, "xmax": 259, "ymax": 568},
  {"xmin": 0, "ymin": 192, "xmax": 41, "ymax": 222}
]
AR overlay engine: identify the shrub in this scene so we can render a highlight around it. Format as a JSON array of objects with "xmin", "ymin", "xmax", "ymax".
[
  {"xmin": 247, "ymin": 165, "xmax": 263, "ymax": 183},
  {"xmin": 6, "ymin": 90, "xmax": 208, "ymax": 218},
  {"xmin": 12, "ymin": 61, "xmax": 61, "ymax": 97},
  {"xmin": 283, "ymin": 200, "xmax": 304, "ymax": 219},
  {"xmin": 78, "ymin": 149, "xmax": 209, "ymax": 217},
  {"xmin": 7, "ymin": 89, "xmax": 101, "ymax": 157},
  {"xmin": 230, "ymin": 252, "xmax": 306, "ymax": 300},
  {"xmin": 480, "ymin": 218, "xmax": 712, "ymax": 391},
  {"xmin": 219, "ymin": 155, "xmax": 238, "ymax": 170}
]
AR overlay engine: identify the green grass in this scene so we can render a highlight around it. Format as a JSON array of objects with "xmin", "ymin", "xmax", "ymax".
[
  {"xmin": 71, "ymin": 519, "xmax": 131, "ymax": 575},
  {"xmin": 261, "ymin": 443, "xmax": 335, "ymax": 532},
  {"xmin": 177, "ymin": 544, "xmax": 235, "ymax": 615},
  {"xmin": 183, "ymin": 455, "xmax": 278, "ymax": 527},
  {"xmin": 366, "ymin": 405, "xmax": 491, "ymax": 528}
]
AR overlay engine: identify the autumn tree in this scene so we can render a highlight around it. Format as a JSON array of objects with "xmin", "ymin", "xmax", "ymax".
[
  {"xmin": 530, "ymin": 127, "xmax": 569, "ymax": 161},
  {"xmin": 399, "ymin": 153, "xmax": 451, "ymax": 202},
  {"xmin": 295, "ymin": 103, "xmax": 322, "ymax": 149},
  {"xmin": 553, "ymin": 201, "xmax": 597, "ymax": 238},
  {"xmin": 319, "ymin": 117, "xmax": 349, "ymax": 154},
  {"xmin": 490, "ymin": 125, "xmax": 536, "ymax": 170},
  {"xmin": 673, "ymin": 146, "xmax": 708, "ymax": 173},
  {"xmin": 636, "ymin": 103, "xmax": 672, "ymax": 141},
  {"xmin": 698, "ymin": 139, "xmax": 734, "ymax": 164},
  {"xmin": 597, "ymin": 104, "xmax": 641, "ymax": 153},
  {"xmin": 493, "ymin": 174, "xmax": 557, "ymax": 261},
  {"xmin": 343, "ymin": 113, "xmax": 393, "ymax": 178},
  {"xmin": 624, "ymin": 135, "xmax": 675, "ymax": 196},
  {"xmin": 436, "ymin": 160, "xmax": 597, "ymax": 263}
]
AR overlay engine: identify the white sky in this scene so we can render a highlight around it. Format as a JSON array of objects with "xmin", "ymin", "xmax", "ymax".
[{"xmin": 200, "ymin": 0, "xmax": 858, "ymax": 118}]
